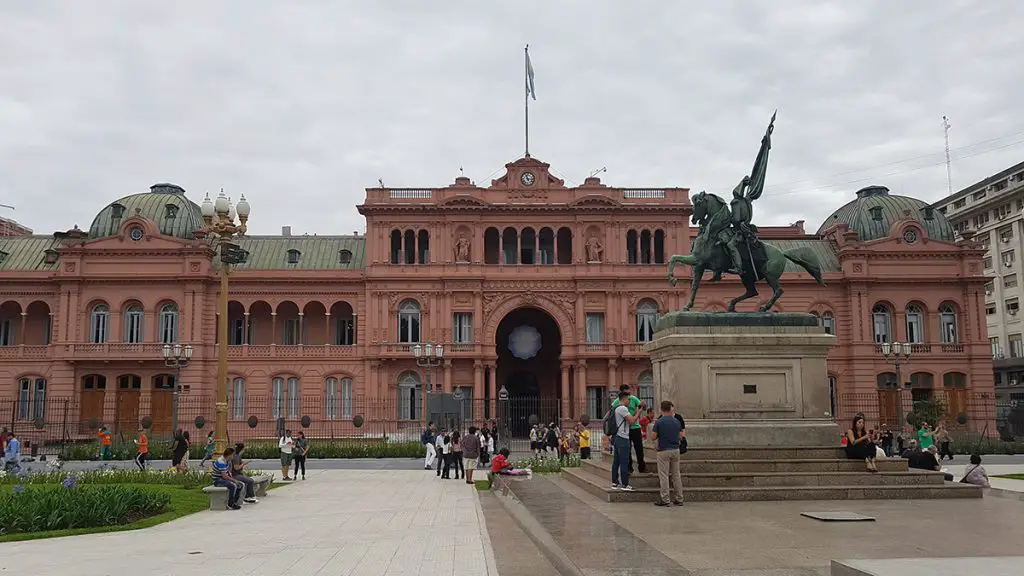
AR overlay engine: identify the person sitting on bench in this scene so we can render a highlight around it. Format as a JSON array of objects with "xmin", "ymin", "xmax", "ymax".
[
  {"xmin": 490, "ymin": 448, "xmax": 532, "ymax": 477},
  {"xmin": 211, "ymin": 446, "xmax": 243, "ymax": 510}
]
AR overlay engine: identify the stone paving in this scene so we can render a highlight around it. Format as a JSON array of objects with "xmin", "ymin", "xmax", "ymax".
[{"xmin": 0, "ymin": 470, "xmax": 496, "ymax": 576}]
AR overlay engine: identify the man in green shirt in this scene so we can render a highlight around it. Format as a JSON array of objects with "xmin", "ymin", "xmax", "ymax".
[{"xmin": 611, "ymin": 384, "xmax": 647, "ymax": 473}]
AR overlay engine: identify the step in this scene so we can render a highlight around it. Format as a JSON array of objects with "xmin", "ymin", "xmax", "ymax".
[
  {"xmin": 642, "ymin": 445, "xmax": 849, "ymax": 461},
  {"xmin": 680, "ymin": 458, "xmax": 909, "ymax": 474},
  {"xmin": 562, "ymin": 468, "xmax": 983, "ymax": 502},
  {"xmin": 579, "ymin": 460, "xmax": 943, "ymax": 488}
]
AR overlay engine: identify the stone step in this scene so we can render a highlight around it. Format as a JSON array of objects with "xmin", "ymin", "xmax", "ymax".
[
  {"xmin": 562, "ymin": 467, "xmax": 983, "ymax": 502},
  {"xmin": 641, "ymin": 445, "xmax": 848, "ymax": 461},
  {"xmin": 680, "ymin": 458, "xmax": 908, "ymax": 474},
  {"xmin": 579, "ymin": 459, "xmax": 943, "ymax": 488}
]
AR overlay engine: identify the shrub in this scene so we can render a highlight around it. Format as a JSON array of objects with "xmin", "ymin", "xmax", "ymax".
[
  {"xmin": 0, "ymin": 468, "xmax": 210, "ymax": 489},
  {"xmin": 0, "ymin": 484, "xmax": 171, "ymax": 536},
  {"xmin": 511, "ymin": 453, "xmax": 581, "ymax": 473},
  {"xmin": 57, "ymin": 439, "xmax": 425, "ymax": 461}
]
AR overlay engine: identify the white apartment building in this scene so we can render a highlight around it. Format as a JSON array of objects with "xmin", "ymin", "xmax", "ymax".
[{"xmin": 933, "ymin": 160, "xmax": 1024, "ymax": 425}]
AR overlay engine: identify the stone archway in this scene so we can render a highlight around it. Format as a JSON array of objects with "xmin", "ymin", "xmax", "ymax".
[
  {"xmin": 493, "ymin": 306, "xmax": 564, "ymax": 438},
  {"xmin": 483, "ymin": 294, "xmax": 575, "ymax": 347}
]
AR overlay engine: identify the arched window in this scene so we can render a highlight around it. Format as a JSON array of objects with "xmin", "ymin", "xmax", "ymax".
[
  {"xmin": 871, "ymin": 304, "xmax": 892, "ymax": 344},
  {"xmin": 124, "ymin": 304, "xmax": 144, "ymax": 343},
  {"xmin": 272, "ymin": 376, "xmax": 300, "ymax": 419},
  {"xmin": 90, "ymin": 304, "xmax": 110, "ymax": 343},
  {"xmin": 338, "ymin": 249, "xmax": 352, "ymax": 265},
  {"xmin": 152, "ymin": 374, "xmax": 175, "ymax": 390},
  {"xmin": 484, "ymin": 227, "xmax": 500, "ymax": 264},
  {"xmin": 654, "ymin": 229, "xmax": 666, "ymax": 264},
  {"xmin": 390, "ymin": 230, "xmax": 402, "ymax": 264},
  {"xmin": 640, "ymin": 230, "xmax": 652, "ymax": 264},
  {"xmin": 397, "ymin": 371, "xmax": 421, "ymax": 420},
  {"xmin": 905, "ymin": 304, "xmax": 924, "ymax": 344},
  {"xmin": 636, "ymin": 299, "xmax": 660, "ymax": 343},
  {"xmin": 626, "ymin": 230, "xmax": 639, "ymax": 264},
  {"xmin": 159, "ymin": 303, "xmax": 179, "ymax": 343},
  {"xmin": 398, "ymin": 300, "xmax": 421, "ymax": 343},
  {"xmin": 538, "ymin": 227, "xmax": 554, "ymax": 264},
  {"xmin": 521, "ymin": 227, "xmax": 536, "ymax": 264},
  {"xmin": 637, "ymin": 371, "xmax": 655, "ymax": 407},
  {"xmin": 876, "ymin": 372, "xmax": 898, "ymax": 389},
  {"xmin": 820, "ymin": 311, "xmax": 836, "ymax": 335},
  {"xmin": 939, "ymin": 303, "xmax": 958, "ymax": 344},
  {"xmin": 326, "ymin": 376, "xmax": 354, "ymax": 419},
  {"xmin": 417, "ymin": 230, "xmax": 430, "ymax": 264},
  {"xmin": 17, "ymin": 376, "xmax": 47, "ymax": 420},
  {"xmin": 231, "ymin": 377, "xmax": 246, "ymax": 420},
  {"xmin": 502, "ymin": 227, "xmax": 518, "ymax": 264},
  {"xmin": 556, "ymin": 227, "xmax": 573, "ymax": 264}
]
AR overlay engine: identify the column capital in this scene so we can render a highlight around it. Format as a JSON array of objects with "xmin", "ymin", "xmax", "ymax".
[
  {"xmin": 608, "ymin": 359, "xmax": 618, "ymax": 368},
  {"xmin": 576, "ymin": 359, "xmax": 587, "ymax": 369}
]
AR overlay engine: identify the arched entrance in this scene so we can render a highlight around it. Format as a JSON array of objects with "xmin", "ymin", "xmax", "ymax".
[{"xmin": 495, "ymin": 307, "xmax": 562, "ymax": 438}]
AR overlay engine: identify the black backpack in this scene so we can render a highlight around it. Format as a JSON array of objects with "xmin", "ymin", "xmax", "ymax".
[{"xmin": 603, "ymin": 407, "xmax": 623, "ymax": 436}]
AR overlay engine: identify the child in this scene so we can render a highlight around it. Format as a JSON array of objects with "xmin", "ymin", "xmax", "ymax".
[
  {"xmin": 491, "ymin": 448, "xmax": 531, "ymax": 477},
  {"xmin": 200, "ymin": 431, "xmax": 216, "ymax": 466},
  {"xmin": 440, "ymin": 432, "xmax": 453, "ymax": 479},
  {"xmin": 577, "ymin": 422, "xmax": 591, "ymax": 460},
  {"xmin": 97, "ymin": 426, "xmax": 113, "ymax": 460}
]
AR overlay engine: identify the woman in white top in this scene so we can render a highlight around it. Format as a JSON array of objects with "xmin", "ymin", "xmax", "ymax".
[
  {"xmin": 278, "ymin": 430, "xmax": 295, "ymax": 481},
  {"xmin": 961, "ymin": 454, "xmax": 990, "ymax": 488}
]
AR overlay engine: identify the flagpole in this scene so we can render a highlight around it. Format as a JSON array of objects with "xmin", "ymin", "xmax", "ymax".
[{"xmin": 524, "ymin": 44, "xmax": 530, "ymax": 157}]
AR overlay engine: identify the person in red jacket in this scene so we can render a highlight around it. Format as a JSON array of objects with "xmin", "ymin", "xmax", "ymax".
[{"xmin": 490, "ymin": 448, "xmax": 531, "ymax": 477}]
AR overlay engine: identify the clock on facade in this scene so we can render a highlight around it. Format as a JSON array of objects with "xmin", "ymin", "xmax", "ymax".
[
  {"xmin": 128, "ymin": 226, "xmax": 144, "ymax": 241},
  {"xmin": 520, "ymin": 171, "xmax": 536, "ymax": 186},
  {"xmin": 902, "ymin": 229, "xmax": 918, "ymax": 243}
]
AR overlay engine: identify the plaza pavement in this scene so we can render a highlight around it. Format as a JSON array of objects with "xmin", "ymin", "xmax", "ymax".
[{"xmin": 0, "ymin": 469, "xmax": 498, "ymax": 576}]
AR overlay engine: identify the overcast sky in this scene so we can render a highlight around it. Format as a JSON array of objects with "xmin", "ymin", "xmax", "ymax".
[{"xmin": 1, "ymin": 1, "xmax": 1022, "ymax": 236}]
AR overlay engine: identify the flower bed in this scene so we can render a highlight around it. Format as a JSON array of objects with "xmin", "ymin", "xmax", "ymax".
[
  {"xmin": 0, "ymin": 483, "xmax": 172, "ymax": 537},
  {"xmin": 512, "ymin": 453, "xmax": 581, "ymax": 474}
]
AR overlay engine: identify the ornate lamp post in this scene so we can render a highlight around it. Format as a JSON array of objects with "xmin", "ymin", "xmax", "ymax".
[
  {"xmin": 880, "ymin": 341, "xmax": 912, "ymax": 441},
  {"xmin": 413, "ymin": 343, "xmax": 444, "ymax": 423},
  {"xmin": 162, "ymin": 343, "xmax": 193, "ymax": 437},
  {"xmin": 200, "ymin": 190, "xmax": 250, "ymax": 452}
]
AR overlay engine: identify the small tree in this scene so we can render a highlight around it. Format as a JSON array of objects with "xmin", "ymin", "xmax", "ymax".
[{"xmin": 907, "ymin": 398, "xmax": 948, "ymax": 429}]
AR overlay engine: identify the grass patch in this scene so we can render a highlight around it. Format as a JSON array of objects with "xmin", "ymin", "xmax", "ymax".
[
  {"xmin": 0, "ymin": 484, "xmax": 207, "ymax": 543},
  {"xmin": 993, "ymin": 473, "xmax": 1024, "ymax": 481}
]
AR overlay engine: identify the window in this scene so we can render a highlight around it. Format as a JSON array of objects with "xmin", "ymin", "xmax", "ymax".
[
  {"xmin": 110, "ymin": 203, "xmax": 125, "ymax": 218},
  {"xmin": 43, "ymin": 249, "xmax": 58, "ymax": 264},
  {"xmin": 939, "ymin": 303, "xmax": 958, "ymax": 344},
  {"xmin": 165, "ymin": 204, "xmax": 178, "ymax": 219},
  {"xmin": 1006, "ymin": 274, "xmax": 1019, "ymax": 289},
  {"xmin": 991, "ymin": 337, "xmax": 1002, "ymax": 358},
  {"xmin": 283, "ymin": 318, "xmax": 301, "ymax": 345},
  {"xmin": 905, "ymin": 304, "xmax": 924, "ymax": 344},
  {"xmin": 1008, "ymin": 298, "xmax": 1021, "ymax": 315},
  {"xmin": 325, "ymin": 377, "xmax": 353, "ymax": 419},
  {"xmin": 586, "ymin": 387, "xmax": 606, "ymax": 421},
  {"xmin": 231, "ymin": 378, "xmax": 245, "ymax": 419},
  {"xmin": 953, "ymin": 199, "xmax": 966, "ymax": 209},
  {"xmin": 987, "ymin": 303, "xmax": 997, "ymax": 315},
  {"xmin": 985, "ymin": 282, "xmax": 995, "ymax": 294},
  {"xmin": 972, "ymin": 190, "xmax": 986, "ymax": 201},
  {"xmin": 90, "ymin": 304, "xmax": 110, "ymax": 343},
  {"xmin": 1003, "ymin": 250, "xmax": 1015, "ymax": 267},
  {"xmin": 453, "ymin": 312, "xmax": 473, "ymax": 344},
  {"xmin": 1000, "ymin": 226, "xmax": 1014, "ymax": 242},
  {"xmin": 287, "ymin": 249, "xmax": 301, "ymax": 265},
  {"xmin": 637, "ymin": 371, "xmax": 655, "ymax": 407},
  {"xmin": 872, "ymin": 304, "xmax": 892, "ymax": 343},
  {"xmin": 339, "ymin": 249, "xmax": 353, "ymax": 265},
  {"xmin": 984, "ymin": 256, "xmax": 994, "ymax": 269},
  {"xmin": 335, "ymin": 315, "xmax": 355, "ymax": 345},
  {"xmin": 1011, "ymin": 334, "xmax": 1024, "ymax": 358},
  {"xmin": 636, "ymin": 299, "xmax": 659, "ymax": 343},
  {"xmin": 398, "ymin": 300, "xmax": 421, "ymax": 343},
  {"xmin": 159, "ymin": 303, "xmax": 178, "ymax": 343},
  {"xmin": 397, "ymin": 371, "xmax": 421, "ymax": 420},
  {"xmin": 585, "ymin": 313, "xmax": 605, "ymax": 344},
  {"xmin": 230, "ymin": 317, "xmax": 246, "ymax": 345},
  {"xmin": 18, "ymin": 377, "xmax": 46, "ymax": 420},
  {"xmin": 820, "ymin": 311, "xmax": 836, "ymax": 335},
  {"xmin": 972, "ymin": 213, "xmax": 990, "ymax": 228},
  {"xmin": 0, "ymin": 318, "xmax": 12, "ymax": 346},
  {"xmin": 124, "ymin": 304, "xmax": 144, "ymax": 343},
  {"xmin": 271, "ymin": 376, "xmax": 300, "ymax": 419},
  {"xmin": 869, "ymin": 206, "xmax": 883, "ymax": 221}
]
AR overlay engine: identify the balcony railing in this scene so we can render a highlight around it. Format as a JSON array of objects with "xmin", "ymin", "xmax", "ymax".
[
  {"xmin": 226, "ymin": 344, "xmax": 359, "ymax": 359},
  {"xmin": 64, "ymin": 343, "xmax": 167, "ymax": 360},
  {"xmin": 873, "ymin": 342, "xmax": 965, "ymax": 355},
  {"xmin": 0, "ymin": 345, "xmax": 51, "ymax": 360}
]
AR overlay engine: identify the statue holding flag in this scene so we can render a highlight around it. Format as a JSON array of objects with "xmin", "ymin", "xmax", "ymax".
[{"xmin": 666, "ymin": 113, "xmax": 826, "ymax": 312}]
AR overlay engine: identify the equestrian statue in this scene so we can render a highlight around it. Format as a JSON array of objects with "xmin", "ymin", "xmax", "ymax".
[{"xmin": 666, "ymin": 112, "xmax": 825, "ymax": 312}]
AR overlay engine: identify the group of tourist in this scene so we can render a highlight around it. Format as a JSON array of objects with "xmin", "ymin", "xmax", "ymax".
[
  {"xmin": 528, "ymin": 420, "xmax": 592, "ymax": 461},
  {"xmin": 276, "ymin": 429, "xmax": 310, "ymax": 481},
  {"xmin": 422, "ymin": 420, "xmax": 532, "ymax": 483}
]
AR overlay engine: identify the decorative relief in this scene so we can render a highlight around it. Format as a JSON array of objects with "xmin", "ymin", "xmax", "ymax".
[
  {"xmin": 454, "ymin": 233, "xmax": 471, "ymax": 263},
  {"xmin": 454, "ymin": 292, "xmax": 472, "ymax": 305},
  {"xmin": 585, "ymin": 234, "xmax": 604, "ymax": 263},
  {"xmin": 189, "ymin": 262, "xmax": 201, "ymax": 272},
  {"xmin": 64, "ymin": 262, "xmax": 76, "ymax": 272},
  {"xmin": 852, "ymin": 263, "xmax": 864, "ymax": 273},
  {"xmin": 968, "ymin": 262, "xmax": 980, "ymax": 275}
]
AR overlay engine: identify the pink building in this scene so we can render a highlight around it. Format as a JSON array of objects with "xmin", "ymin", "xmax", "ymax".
[{"xmin": 0, "ymin": 159, "xmax": 994, "ymax": 444}]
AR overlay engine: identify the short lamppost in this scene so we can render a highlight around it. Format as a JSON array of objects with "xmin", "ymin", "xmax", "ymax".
[
  {"xmin": 880, "ymin": 341, "xmax": 912, "ymax": 441},
  {"xmin": 200, "ymin": 190, "xmax": 250, "ymax": 453},
  {"xmin": 413, "ymin": 343, "xmax": 444, "ymax": 423},
  {"xmin": 162, "ymin": 343, "xmax": 193, "ymax": 437}
]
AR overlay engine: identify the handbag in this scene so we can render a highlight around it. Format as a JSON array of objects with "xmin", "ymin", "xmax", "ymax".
[
  {"xmin": 959, "ymin": 464, "xmax": 977, "ymax": 484},
  {"xmin": 678, "ymin": 437, "xmax": 688, "ymax": 454}
]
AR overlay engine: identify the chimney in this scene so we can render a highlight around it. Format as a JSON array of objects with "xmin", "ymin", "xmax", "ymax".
[{"xmin": 282, "ymin": 226, "xmax": 291, "ymax": 237}]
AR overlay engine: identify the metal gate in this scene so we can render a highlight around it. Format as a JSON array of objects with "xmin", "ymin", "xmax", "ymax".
[{"xmin": 500, "ymin": 396, "xmax": 563, "ymax": 453}]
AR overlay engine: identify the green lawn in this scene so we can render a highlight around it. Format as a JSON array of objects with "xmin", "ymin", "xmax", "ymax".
[
  {"xmin": 993, "ymin": 473, "xmax": 1024, "ymax": 481},
  {"xmin": 0, "ymin": 484, "xmax": 208, "ymax": 543}
]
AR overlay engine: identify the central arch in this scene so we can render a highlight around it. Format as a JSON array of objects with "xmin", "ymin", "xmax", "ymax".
[{"xmin": 495, "ymin": 307, "xmax": 563, "ymax": 437}]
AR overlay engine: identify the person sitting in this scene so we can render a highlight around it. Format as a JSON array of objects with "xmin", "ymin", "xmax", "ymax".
[
  {"xmin": 908, "ymin": 444, "xmax": 941, "ymax": 472},
  {"xmin": 211, "ymin": 447, "xmax": 244, "ymax": 510},
  {"xmin": 960, "ymin": 454, "xmax": 990, "ymax": 488},
  {"xmin": 231, "ymin": 443, "xmax": 259, "ymax": 504},
  {"xmin": 491, "ymin": 448, "xmax": 531, "ymax": 477},
  {"xmin": 845, "ymin": 415, "xmax": 878, "ymax": 473}
]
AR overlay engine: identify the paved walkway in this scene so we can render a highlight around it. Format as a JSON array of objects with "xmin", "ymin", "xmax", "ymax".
[{"xmin": 0, "ymin": 470, "xmax": 497, "ymax": 576}]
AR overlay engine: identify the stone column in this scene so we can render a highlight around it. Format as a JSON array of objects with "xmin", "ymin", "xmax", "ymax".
[
  {"xmin": 576, "ymin": 360, "xmax": 588, "ymax": 416},
  {"xmin": 607, "ymin": 359, "xmax": 618, "ymax": 400},
  {"xmin": 474, "ymin": 361, "xmax": 484, "ymax": 422},
  {"xmin": 443, "ymin": 360, "xmax": 453, "ymax": 393},
  {"xmin": 243, "ymin": 312, "xmax": 250, "ymax": 344},
  {"xmin": 270, "ymin": 312, "xmax": 277, "ymax": 345},
  {"xmin": 561, "ymin": 362, "xmax": 572, "ymax": 419},
  {"xmin": 324, "ymin": 312, "xmax": 332, "ymax": 345},
  {"xmin": 20, "ymin": 312, "xmax": 27, "ymax": 345},
  {"xmin": 485, "ymin": 360, "xmax": 497, "ymax": 418},
  {"xmin": 298, "ymin": 312, "xmax": 304, "ymax": 345}
]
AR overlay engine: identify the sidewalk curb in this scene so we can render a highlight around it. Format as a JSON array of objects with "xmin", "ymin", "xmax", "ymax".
[{"xmin": 491, "ymin": 478, "xmax": 585, "ymax": 576}]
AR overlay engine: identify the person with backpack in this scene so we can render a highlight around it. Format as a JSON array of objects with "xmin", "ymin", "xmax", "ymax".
[
  {"xmin": 606, "ymin": 390, "xmax": 642, "ymax": 491},
  {"xmin": 612, "ymin": 384, "xmax": 647, "ymax": 473}
]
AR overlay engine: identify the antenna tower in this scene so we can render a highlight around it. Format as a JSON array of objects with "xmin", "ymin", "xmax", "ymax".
[{"xmin": 942, "ymin": 115, "xmax": 953, "ymax": 196}]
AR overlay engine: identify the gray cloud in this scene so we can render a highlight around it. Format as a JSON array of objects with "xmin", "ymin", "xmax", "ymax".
[{"xmin": 1, "ymin": 0, "xmax": 1021, "ymax": 236}]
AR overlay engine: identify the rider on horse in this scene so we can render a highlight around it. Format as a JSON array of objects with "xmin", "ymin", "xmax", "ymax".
[{"xmin": 717, "ymin": 175, "xmax": 755, "ymax": 275}]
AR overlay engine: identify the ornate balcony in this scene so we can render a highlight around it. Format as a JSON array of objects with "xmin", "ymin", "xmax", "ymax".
[
  {"xmin": 63, "ymin": 342, "xmax": 167, "ymax": 361},
  {"xmin": 0, "ymin": 345, "xmax": 52, "ymax": 360},
  {"xmin": 226, "ymin": 344, "xmax": 359, "ymax": 359}
]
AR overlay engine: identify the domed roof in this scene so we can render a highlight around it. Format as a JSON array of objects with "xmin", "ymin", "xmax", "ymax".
[
  {"xmin": 816, "ymin": 185, "xmax": 954, "ymax": 242},
  {"xmin": 89, "ymin": 183, "xmax": 204, "ymax": 239}
]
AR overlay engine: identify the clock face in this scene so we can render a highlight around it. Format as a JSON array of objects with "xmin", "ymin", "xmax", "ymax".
[
  {"xmin": 520, "ymin": 171, "xmax": 536, "ymax": 186},
  {"xmin": 128, "ymin": 226, "xmax": 144, "ymax": 241},
  {"xmin": 902, "ymin": 229, "xmax": 918, "ymax": 244}
]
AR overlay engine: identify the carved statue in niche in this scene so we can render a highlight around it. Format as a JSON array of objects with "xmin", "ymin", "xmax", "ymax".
[
  {"xmin": 585, "ymin": 235, "xmax": 603, "ymax": 263},
  {"xmin": 454, "ymin": 233, "xmax": 471, "ymax": 263}
]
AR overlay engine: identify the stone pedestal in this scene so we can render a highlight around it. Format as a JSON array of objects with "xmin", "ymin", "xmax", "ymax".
[{"xmin": 647, "ymin": 311, "xmax": 837, "ymax": 447}]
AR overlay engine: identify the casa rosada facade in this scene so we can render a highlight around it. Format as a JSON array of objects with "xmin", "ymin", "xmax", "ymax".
[{"xmin": 0, "ymin": 156, "xmax": 996, "ymax": 442}]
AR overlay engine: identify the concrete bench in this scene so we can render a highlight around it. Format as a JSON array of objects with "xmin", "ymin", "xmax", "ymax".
[
  {"xmin": 201, "ymin": 485, "xmax": 231, "ymax": 510},
  {"xmin": 252, "ymin": 475, "xmax": 272, "ymax": 497}
]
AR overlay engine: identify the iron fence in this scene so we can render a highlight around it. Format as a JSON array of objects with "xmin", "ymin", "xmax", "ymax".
[{"xmin": 836, "ymin": 390, "xmax": 997, "ymax": 436}]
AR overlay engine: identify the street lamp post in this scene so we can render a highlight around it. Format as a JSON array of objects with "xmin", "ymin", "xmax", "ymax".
[
  {"xmin": 162, "ymin": 343, "xmax": 193, "ymax": 437},
  {"xmin": 413, "ymin": 343, "xmax": 444, "ymax": 424},
  {"xmin": 200, "ymin": 190, "xmax": 250, "ymax": 453},
  {"xmin": 880, "ymin": 341, "xmax": 912, "ymax": 443}
]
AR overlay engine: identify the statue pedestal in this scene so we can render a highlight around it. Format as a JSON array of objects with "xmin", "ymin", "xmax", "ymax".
[{"xmin": 646, "ymin": 311, "xmax": 837, "ymax": 447}]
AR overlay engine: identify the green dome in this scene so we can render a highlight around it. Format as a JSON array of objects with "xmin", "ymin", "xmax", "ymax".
[
  {"xmin": 816, "ymin": 185, "xmax": 954, "ymax": 242},
  {"xmin": 89, "ymin": 183, "xmax": 204, "ymax": 239}
]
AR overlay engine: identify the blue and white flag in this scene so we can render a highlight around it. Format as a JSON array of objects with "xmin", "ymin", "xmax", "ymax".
[{"xmin": 526, "ymin": 47, "xmax": 536, "ymax": 100}]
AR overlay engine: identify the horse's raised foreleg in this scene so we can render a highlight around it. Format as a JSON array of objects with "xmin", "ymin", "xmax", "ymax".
[
  {"xmin": 759, "ymin": 273, "xmax": 784, "ymax": 312},
  {"xmin": 683, "ymin": 264, "xmax": 704, "ymax": 311},
  {"xmin": 667, "ymin": 254, "xmax": 698, "ymax": 287},
  {"xmin": 726, "ymin": 276, "xmax": 759, "ymax": 312}
]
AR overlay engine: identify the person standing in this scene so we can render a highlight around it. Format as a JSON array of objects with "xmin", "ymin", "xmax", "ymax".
[
  {"xmin": 422, "ymin": 422, "xmax": 437, "ymax": 470},
  {"xmin": 200, "ymin": 431, "xmax": 216, "ymax": 466},
  {"xmin": 577, "ymin": 422, "xmax": 591, "ymax": 460},
  {"xmin": 651, "ymin": 401, "xmax": 685, "ymax": 507},
  {"xmin": 610, "ymin": 390, "xmax": 640, "ymax": 491},
  {"xmin": 451, "ymin": 431, "xmax": 464, "ymax": 480},
  {"xmin": 878, "ymin": 425, "xmax": 894, "ymax": 457},
  {"xmin": 1, "ymin": 427, "xmax": 9, "ymax": 470},
  {"xmin": 440, "ymin": 431, "xmax": 453, "ymax": 479},
  {"xmin": 97, "ymin": 425, "xmax": 113, "ymax": 461},
  {"xmin": 293, "ymin": 431, "xmax": 309, "ymax": 480},
  {"xmin": 934, "ymin": 423, "xmax": 953, "ymax": 461},
  {"xmin": 435, "ymin": 428, "xmax": 447, "ymax": 477},
  {"xmin": 3, "ymin": 431, "xmax": 20, "ymax": 474},
  {"xmin": 461, "ymin": 426, "xmax": 481, "ymax": 485},
  {"xmin": 278, "ymin": 429, "xmax": 295, "ymax": 481},
  {"xmin": 134, "ymin": 426, "xmax": 149, "ymax": 471},
  {"xmin": 917, "ymin": 423, "xmax": 935, "ymax": 451},
  {"xmin": 612, "ymin": 385, "xmax": 646, "ymax": 473}
]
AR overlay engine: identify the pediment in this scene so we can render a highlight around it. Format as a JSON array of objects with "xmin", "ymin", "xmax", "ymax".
[
  {"xmin": 439, "ymin": 196, "xmax": 490, "ymax": 208},
  {"xmin": 490, "ymin": 156, "xmax": 566, "ymax": 190},
  {"xmin": 79, "ymin": 217, "xmax": 199, "ymax": 251},
  {"xmin": 570, "ymin": 194, "xmax": 621, "ymax": 208}
]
